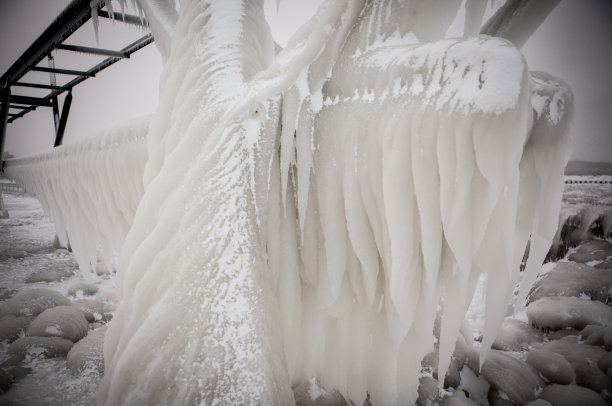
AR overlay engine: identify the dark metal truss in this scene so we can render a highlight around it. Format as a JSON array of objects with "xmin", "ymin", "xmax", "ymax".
[{"xmin": 0, "ymin": 0, "xmax": 152, "ymax": 166}]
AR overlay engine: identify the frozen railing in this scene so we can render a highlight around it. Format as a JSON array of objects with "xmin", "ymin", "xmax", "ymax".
[
  {"xmin": 0, "ymin": 181, "xmax": 25, "ymax": 194},
  {"xmin": 4, "ymin": 116, "xmax": 149, "ymax": 274}
]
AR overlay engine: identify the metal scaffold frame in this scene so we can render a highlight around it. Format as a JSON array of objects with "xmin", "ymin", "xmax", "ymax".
[{"xmin": 0, "ymin": 0, "xmax": 153, "ymax": 170}]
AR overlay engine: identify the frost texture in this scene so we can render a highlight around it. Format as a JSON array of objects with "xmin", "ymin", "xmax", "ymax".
[{"xmin": 5, "ymin": 0, "xmax": 572, "ymax": 404}]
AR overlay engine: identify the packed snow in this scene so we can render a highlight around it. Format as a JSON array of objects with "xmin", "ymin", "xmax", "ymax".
[{"xmin": 3, "ymin": 0, "xmax": 610, "ymax": 405}]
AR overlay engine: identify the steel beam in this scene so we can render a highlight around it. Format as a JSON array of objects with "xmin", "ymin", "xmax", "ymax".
[
  {"xmin": 9, "ymin": 95, "xmax": 52, "ymax": 107},
  {"xmin": 40, "ymin": 34, "xmax": 154, "ymax": 103},
  {"xmin": 7, "ymin": 106, "xmax": 37, "ymax": 123},
  {"xmin": 98, "ymin": 10, "xmax": 148, "ymax": 26},
  {"xmin": 30, "ymin": 66, "xmax": 94, "ymax": 77},
  {"xmin": 48, "ymin": 55, "xmax": 61, "ymax": 133},
  {"xmin": 0, "ymin": 0, "xmax": 92, "ymax": 91},
  {"xmin": 54, "ymin": 92, "xmax": 72, "ymax": 147},
  {"xmin": 56, "ymin": 44, "xmax": 128, "ymax": 59},
  {"xmin": 14, "ymin": 82, "xmax": 69, "ymax": 91},
  {"xmin": 0, "ymin": 89, "xmax": 10, "ymax": 170}
]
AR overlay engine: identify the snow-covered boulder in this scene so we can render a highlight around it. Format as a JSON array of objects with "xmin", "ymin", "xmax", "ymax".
[
  {"xmin": 67, "ymin": 283, "xmax": 99, "ymax": 298},
  {"xmin": 442, "ymin": 390, "xmax": 479, "ymax": 406},
  {"xmin": 417, "ymin": 376, "xmax": 441, "ymax": 405},
  {"xmin": 527, "ymin": 262, "xmax": 612, "ymax": 305},
  {"xmin": 572, "ymin": 359, "xmax": 612, "ymax": 393},
  {"xmin": 568, "ymin": 239, "xmax": 612, "ymax": 263},
  {"xmin": 0, "ymin": 289, "xmax": 71, "ymax": 317},
  {"xmin": 26, "ymin": 306, "xmax": 88, "ymax": 342},
  {"xmin": 8, "ymin": 336, "xmax": 73, "ymax": 358},
  {"xmin": 25, "ymin": 267, "xmax": 75, "ymax": 283},
  {"xmin": 527, "ymin": 296, "xmax": 612, "ymax": 330},
  {"xmin": 524, "ymin": 400, "xmax": 552, "ymax": 406},
  {"xmin": 525, "ymin": 348, "xmax": 575, "ymax": 385},
  {"xmin": 480, "ymin": 350, "xmax": 544, "ymax": 405},
  {"xmin": 0, "ymin": 315, "xmax": 33, "ymax": 342},
  {"xmin": 292, "ymin": 379, "xmax": 348, "ymax": 406},
  {"xmin": 66, "ymin": 326, "xmax": 106, "ymax": 373},
  {"xmin": 538, "ymin": 384, "xmax": 606, "ymax": 406},
  {"xmin": 0, "ymin": 367, "xmax": 12, "ymax": 392},
  {"xmin": 72, "ymin": 298, "xmax": 113, "ymax": 323},
  {"xmin": 579, "ymin": 325, "xmax": 612, "ymax": 350},
  {"xmin": 597, "ymin": 352, "xmax": 612, "ymax": 373},
  {"xmin": 539, "ymin": 337, "xmax": 611, "ymax": 393},
  {"xmin": 457, "ymin": 366, "xmax": 489, "ymax": 406},
  {"xmin": 542, "ymin": 336, "xmax": 606, "ymax": 364},
  {"xmin": 0, "ymin": 289, "xmax": 16, "ymax": 302},
  {"xmin": 3, "ymin": 366, "xmax": 30, "ymax": 381},
  {"xmin": 492, "ymin": 319, "xmax": 543, "ymax": 352}
]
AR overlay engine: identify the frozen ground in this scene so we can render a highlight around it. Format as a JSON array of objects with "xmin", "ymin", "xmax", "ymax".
[
  {"xmin": 0, "ymin": 193, "xmax": 115, "ymax": 406},
  {"xmin": 0, "ymin": 175, "xmax": 611, "ymax": 405}
]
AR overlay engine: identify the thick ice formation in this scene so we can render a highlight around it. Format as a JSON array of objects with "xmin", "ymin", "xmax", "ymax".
[
  {"xmin": 5, "ymin": 0, "xmax": 572, "ymax": 404},
  {"xmin": 5, "ymin": 117, "xmax": 149, "ymax": 275}
]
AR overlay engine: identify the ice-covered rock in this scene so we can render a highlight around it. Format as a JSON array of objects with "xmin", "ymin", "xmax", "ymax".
[
  {"xmin": 457, "ymin": 366, "xmax": 489, "ymax": 406},
  {"xmin": 597, "ymin": 352, "xmax": 612, "ymax": 373},
  {"xmin": 0, "ymin": 315, "xmax": 33, "ymax": 342},
  {"xmin": 292, "ymin": 378, "xmax": 348, "ymax": 406},
  {"xmin": 524, "ymin": 400, "xmax": 551, "ymax": 406},
  {"xmin": 542, "ymin": 336, "xmax": 606, "ymax": 365},
  {"xmin": 527, "ymin": 296, "xmax": 612, "ymax": 330},
  {"xmin": 8, "ymin": 336, "xmax": 73, "ymax": 358},
  {"xmin": 25, "ymin": 267, "xmax": 75, "ymax": 284},
  {"xmin": 72, "ymin": 298, "xmax": 113, "ymax": 323},
  {"xmin": 527, "ymin": 262, "xmax": 612, "ymax": 305},
  {"xmin": 3, "ymin": 366, "xmax": 30, "ymax": 381},
  {"xmin": 26, "ymin": 306, "xmax": 88, "ymax": 342},
  {"xmin": 67, "ymin": 283, "xmax": 99, "ymax": 298},
  {"xmin": 538, "ymin": 384, "xmax": 606, "ymax": 406},
  {"xmin": 525, "ymin": 348, "xmax": 575, "ymax": 385},
  {"xmin": 66, "ymin": 326, "xmax": 106, "ymax": 373},
  {"xmin": 480, "ymin": 350, "xmax": 544, "ymax": 405},
  {"xmin": 0, "ymin": 289, "xmax": 71, "ymax": 318},
  {"xmin": 568, "ymin": 239, "xmax": 612, "ymax": 263},
  {"xmin": 487, "ymin": 388, "xmax": 515, "ymax": 406},
  {"xmin": 492, "ymin": 319, "xmax": 543, "ymax": 352},
  {"xmin": 417, "ymin": 376, "xmax": 441, "ymax": 406},
  {"xmin": 539, "ymin": 337, "xmax": 612, "ymax": 393},
  {"xmin": 582, "ymin": 326, "xmax": 612, "ymax": 350},
  {"xmin": 442, "ymin": 390, "xmax": 479, "ymax": 406},
  {"xmin": 545, "ymin": 328, "xmax": 580, "ymax": 341},
  {"xmin": 0, "ymin": 367, "xmax": 12, "ymax": 392},
  {"xmin": 0, "ymin": 289, "xmax": 16, "ymax": 302},
  {"xmin": 572, "ymin": 359, "xmax": 612, "ymax": 393}
]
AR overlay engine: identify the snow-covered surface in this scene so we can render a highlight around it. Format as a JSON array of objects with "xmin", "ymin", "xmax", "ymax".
[
  {"xmin": 0, "ymin": 0, "xmax": 586, "ymax": 405},
  {"xmin": 0, "ymin": 194, "xmax": 115, "ymax": 405}
]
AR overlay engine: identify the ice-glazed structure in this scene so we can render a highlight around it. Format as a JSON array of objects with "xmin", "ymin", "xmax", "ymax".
[{"xmin": 5, "ymin": 0, "xmax": 573, "ymax": 404}]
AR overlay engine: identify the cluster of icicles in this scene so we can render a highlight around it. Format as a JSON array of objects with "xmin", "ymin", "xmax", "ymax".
[
  {"xmin": 5, "ymin": 117, "xmax": 149, "ymax": 276},
  {"xmin": 6, "ymin": 0, "xmax": 573, "ymax": 404}
]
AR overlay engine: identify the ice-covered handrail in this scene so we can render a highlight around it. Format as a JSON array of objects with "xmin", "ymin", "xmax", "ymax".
[{"xmin": 4, "ymin": 117, "xmax": 149, "ymax": 275}]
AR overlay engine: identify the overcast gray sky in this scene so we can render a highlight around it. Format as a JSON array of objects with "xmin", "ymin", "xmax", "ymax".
[{"xmin": 1, "ymin": 0, "xmax": 611, "ymax": 162}]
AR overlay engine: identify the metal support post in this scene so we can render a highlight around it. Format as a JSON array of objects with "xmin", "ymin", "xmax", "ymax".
[
  {"xmin": 48, "ymin": 55, "xmax": 60, "ymax": 133},
  {"xmin": 0, "ymin": 88, "xmax": 10, "ymax": 171},
  {"xmin": 54, "ymin": 91, "xmax": 72, "ymax": 147}
]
